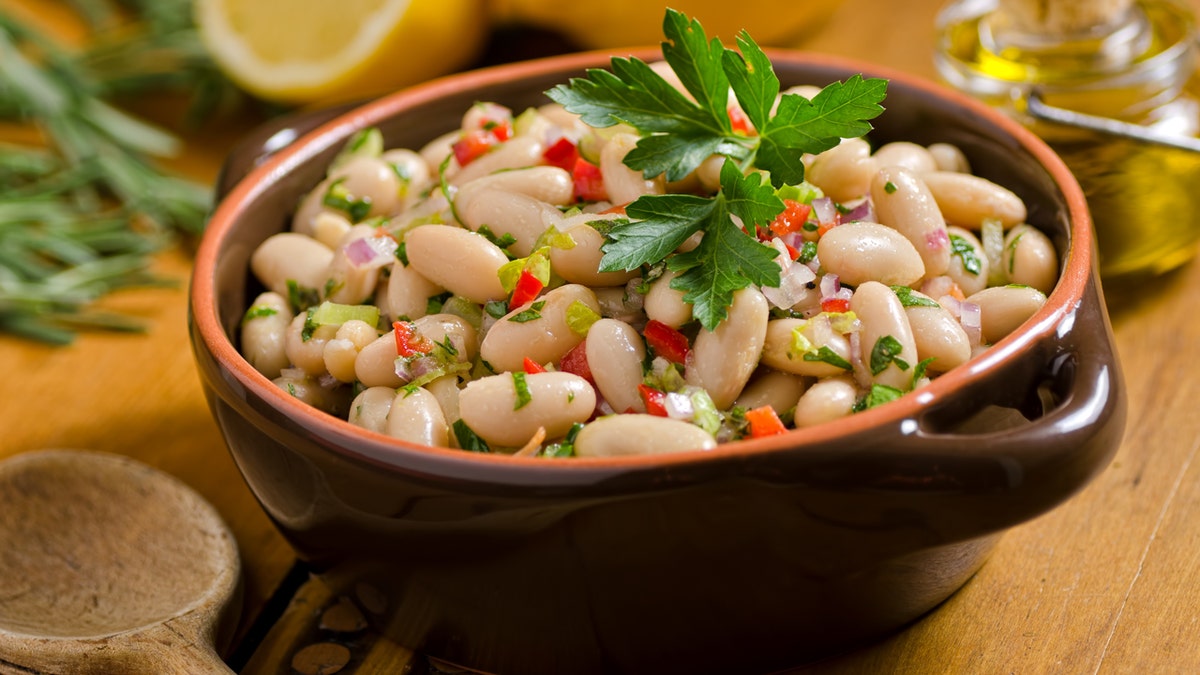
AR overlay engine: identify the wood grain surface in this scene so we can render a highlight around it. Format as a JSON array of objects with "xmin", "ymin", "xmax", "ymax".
[{"xmin": 2, "ymin": 0, "xmax": 1199, "ymax": 673}]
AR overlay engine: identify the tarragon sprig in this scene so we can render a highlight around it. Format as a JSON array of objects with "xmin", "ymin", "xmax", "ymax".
[{"xmin": 546, "ymin": 9, "xmax": 887, "ymax": 330}]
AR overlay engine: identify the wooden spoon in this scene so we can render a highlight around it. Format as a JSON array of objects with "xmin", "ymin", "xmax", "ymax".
[{"xmin": 0, "ymin": 449, "xmax": 241, "ymax": 674}]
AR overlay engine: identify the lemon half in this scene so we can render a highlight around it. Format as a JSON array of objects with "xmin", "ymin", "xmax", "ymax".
[{"xmin": 195, "ymin": 0, "xmax": 489, "ymax": 105}]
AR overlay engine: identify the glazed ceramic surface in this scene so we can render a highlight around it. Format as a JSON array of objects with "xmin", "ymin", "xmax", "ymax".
[{"xmin": 190, "ymin": 50, "xmax": 1125, "ymax": 675}]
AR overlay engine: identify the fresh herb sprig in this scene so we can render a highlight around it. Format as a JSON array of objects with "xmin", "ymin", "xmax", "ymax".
[
  {"xmin": 0, "ymin": 1, "xmax": 241, "ymax": 344},
  {"xmin": 547, "ymin": 9, "xmax": 887, "ymax": 330}
]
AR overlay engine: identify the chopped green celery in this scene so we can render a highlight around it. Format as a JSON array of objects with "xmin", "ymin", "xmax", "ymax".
[
  {"xmin": 330, "ymin": 128, "xmax": 383, "ymax": 172},
  {"xmin": 775, "ymin": 181, "xmax": 824, "ymax": 204},
  {"xmin": 498, "ymin": 246, "xmax": 552, "ymax": 293},
  {"xmin": 512, "ymin": 107, "xmax": 541, "ymax": 136},
  {"xmin": 690, "ymin": 390, "xmax": 721, "ymax": 436},
  {"xmin": 441, "ymin": 295, "xmax": 483, "ymax": 330},
  {"xmin": 565, "ymin": 300, "xmax": 601, "ymax": 336},
  {"xmin": 532, "ymin": 226, "xmax": 577, "ymax": 252},
  {"xmin": 309, "ymin": 301, "xmax": 379, "ymax": 328},
  {"xmin": 981, "ymin": 218, "xmax": 1006, "ymax": 286}
]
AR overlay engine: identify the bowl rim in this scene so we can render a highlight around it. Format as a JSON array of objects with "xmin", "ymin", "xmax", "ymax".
[{"xmin": 191, "ymin": 47, "xmax": 1095, "ymax": 477}]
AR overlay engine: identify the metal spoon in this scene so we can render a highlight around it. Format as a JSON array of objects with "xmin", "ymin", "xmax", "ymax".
[{"xmin": 0, "ymin": 449, "xmax": 241, "ymax": 674}]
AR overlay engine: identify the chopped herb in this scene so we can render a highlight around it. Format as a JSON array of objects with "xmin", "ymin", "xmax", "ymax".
[
  {"xmin": 883, "ymin": 180, "xmax": 898, "ymax": 194},
  {"xmin": 949, "ymin": 233, "xmax": 983, "ymax": 276},
  {"xmin": 330, "ymin": 127, "xmax": 383, "ymax": 171},
  {"xmin": 242, "ymin": 305, "xmax": 279, "ymax": 325},
  {"xmin": 484, "ymin": 300, "xmax": 509, "ymax": 319},
  {"xmin": 300, "ymin": 307, "xmax": 318, "ymax": 341},
  {"xmin": 854, "ymin": 383, "xmax": 905, "ymax": 411},
  {"xmin": 803, "ymin": 345, "xmax": 852, "ymax": 371},
  {"xmin": 890, "ymin": 285, "xmax": 940, "ymax": 308},
  {"xmin": 512, "ymin": 371, "xmax": 533, "ymax": 409},
  {"xmin": 452, "ymin": 419, "xmax": 491, "ymax": 453},
  {"xmin": 547, "ymin": 8, "xmax": 886, "ymax": 331},
  {"xmin": 322, "ymin": 178, "xmax": 372, "ymax": 222},
  {"xmin": 476, "ymin": 224, "xmax": 518, "ymax": 251},
  {"xmin": 286, "ymin": 280, "xmax": 321, "ymax": 313},
  {"xmin": 425, "ymin": 291, "xmax": 452, "ymax": 315},
  {"xmin": 434, "ymin": 335, "xmax": 459, "ymax": 357},
  {"xmin": 1006, "ymin": 231, "xmax": 1024, "ymax": 274},
  {"xmin": 508, "ymin": 300, "xmax": 546, "ymax": 323},
  {"xmin": 395, "ymin": 241, "xmax": 409, "ymax": 265},
  {"xmin": 912, "ymin": 356, "xmax": 936, "ymax": 388},
  {"xmin": 542, "ymin": 422, "xmax": 584, "ymax": 458},
  {"xmin": 869, "ymin": 335, "xmax": 910, "ymax": 374},
  {"xmin": 797, "ymin": 240, "xmax": 818, "ymax": 264}
]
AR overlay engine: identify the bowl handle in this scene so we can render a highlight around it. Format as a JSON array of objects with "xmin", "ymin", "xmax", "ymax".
[
  {"xmin": 880, "ymin": 274, "xmax": 1126, "ymax": 537},
  {"xmin": 215, "ymin": 103, "xmax": 359, "ymax": 200}
]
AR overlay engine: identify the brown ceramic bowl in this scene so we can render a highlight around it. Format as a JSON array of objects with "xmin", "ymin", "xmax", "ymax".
[{"xmin": 190, "ymin": 50, "xmax": 1125, "ymax": 675}]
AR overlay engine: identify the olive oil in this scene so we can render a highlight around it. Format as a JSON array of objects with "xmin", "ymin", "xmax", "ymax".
[{"xmin": 935, "ymin": 0, "xmax": 1200, "ymax": 279}]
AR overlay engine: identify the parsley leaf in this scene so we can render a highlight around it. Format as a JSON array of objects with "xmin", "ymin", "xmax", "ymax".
[{"xmin": 546, "ymin": 8, "xmax": 887, "ymax": 331}]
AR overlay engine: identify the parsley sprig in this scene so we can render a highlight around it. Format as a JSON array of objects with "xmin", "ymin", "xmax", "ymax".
[{"xmin": 546, "ymin": 9, "xmax": 887, "ymax": 331}]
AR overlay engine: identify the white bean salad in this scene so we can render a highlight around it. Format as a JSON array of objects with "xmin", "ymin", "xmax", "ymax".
[{"xmin": 241, "ymin": 46, "xmax": 1057, "ymax": 458}]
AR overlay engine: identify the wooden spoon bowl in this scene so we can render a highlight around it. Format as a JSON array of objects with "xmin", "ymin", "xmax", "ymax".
[{"xmin": 0, "ymin": 449, "xmax": 241, "ymax": 674}]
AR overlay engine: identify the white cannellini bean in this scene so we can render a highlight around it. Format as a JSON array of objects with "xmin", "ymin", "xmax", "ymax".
[
  {"xmin": 921, "ymin": 171, "xmax": 1027, "ymax": 229},
  {"xmin": 385, "ymin": 386, "xmax": 450, "ymax": 447},
  {"xmin": 816, "ymin": 221, "xmax": 926, "ymax": 287},
  {"xmin": 378, "ymin": 260, "xmax": 444, "ymax": 322},
  {"xmin": 600, "ymin": 132, "xmax": 665, "ymax": 204},
  {"xmin": 250, "ymin": 232, "xmax": 334, "ymax": 299},
  {"xmin": 1002, "ymin": 224, "xmax": 1059, "ymax": 294},
  {"xmin": 793, "ymin": 375, "xmax": 859, "ymax": 428},
  {"xmin": 585, "ymin": 319, "xmax": 647, "ymax": 414},
  {"xmin": 284, "ymin": 314, "xmax": 336, "ymax": 377},
  {"xmin": 761, "ymin": 316, "xmax": 854, "ymax": 379},
  {"xmin": 451, "ymin": 136, "xmax": 544, "ymax": 185},
  {"xmin": 966, "ymin": 285, "xmax": 1047, "ymax": 344},
  {"xmin": 686, "ymin": 286, "xmax": 769, "ymax": 409},
  {"xmin": 734, "ymin": 369, "xmax": 808, "ymax": 414},
  {"xmin": 459, "ymin": 189, "xmax": 565, "ymax": 257},
  {"xmin": 479, "ymin": 284, "xmax": 600, "ymax": 373},
  {"xmin": 348, "ymin": 386, "xmax": 397, "ymax": 433},
  {"xmin": 927, "ymin": 143, "xmax": 971, "ymax": 173},
  {"xmin": 574, "ymin": 414, "xmax": 717, "ymax": 457},
  {"xmin": 404, "ymin": 225, "xmax": 508, "ymax": 303},
  {"xmin": 424, "ymin": 374, "xmax": 463, "ymax": 428},
  {"xmin": 871, "ymin": 166, "xmax": 951, "ymax": 278},
  {"xmin": 354, "ymin": 332, "xmax": 404, "ymax": 388},
  {"xmin": 872, "ymin": 141, "xmax": 938, "ymax": 174},
  {"xmin": 323, "ymin": 319, "xmax": 379, "ymax": 383},
  {"xmin": 413, "ymin": 313, "xmax": 479, "ymax": 363},
  {"xmin": 380, "ymin": 148, "xmax": 434, "ymax": 209},
  {"xmin": 458, "ymin": 371, "xmax": 596, "ymax": 447},
  {"xmin": 945, "ymin": 226, "xmax": 990, "ymax": 296},
  {"xmin": 240, "ymin": 292, "xmax": 293, "ymax": 379},
  {"xmin": 851, "ymin": 281, "xmax": 920, "ymax": 390},
  {"xmin": 643, "ymin": 269, "xmax": 693, "ymax": 328},
  {"xmin": 455, "ymin": 166, "xmax": 574, "ymax": 212},
  {"xmin": 551, "ymin": 222, "xmax": 639, "ymax": 287},
  {"xmin": 901, "ymin": 290, "xmax": 972, "ymax": 373},
  {"xmin": 807, "ymin": 138, "xmax": 876, "ymax": 202}
]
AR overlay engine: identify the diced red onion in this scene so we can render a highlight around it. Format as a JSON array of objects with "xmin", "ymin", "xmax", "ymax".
[
  {"xmin": 664, "ymin": 392, "xmax": 694, "ymax": 420},
  {"xmin": 820, "ymin": 273, "xmax": 840, "ymax": 300},
  {"xmin": 925, "ymin": 228, "xmax": 950, "ymax": 251},
  {"xmin": 940, "ymin": 294, "xmax": 962, "ymax": 318},
  {"xmin": 811, "ymin": 196, "xmax": 838, "ymax": 226},
  {"xmin": 344, "ymin": 235, "xmax": 398, "ymax": 270},
  {"xmin": 959, "ymin": 301, "xmax": 982, "ymax": 346},
  {"xmin": 762, "ymin": 238, "xmax": 816, "ymax": 309},
  {"xmin": 841, "ymin": 196, "xmax": 874, "ymax": 223}
]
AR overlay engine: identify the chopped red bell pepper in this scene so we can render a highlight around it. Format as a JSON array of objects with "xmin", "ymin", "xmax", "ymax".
[
  {"xmin": 638, "ymin": 384, "xmax": 668, "ymax": 417},
  {"xmin": 820, "ymin": 297, "xmax": 852, "ymax": 314},
  {"xmin": 542, "ymin": 137, "xmax": 580, "ymax": 172},
  {"xmin": 729, "ymin": 104, "xmax": 754, "ymax": 136},
  {"xmin": 571, "ymin": 156, "xmax": 606, "ymax": 202},
  {"xmin": 769, "ymin": 199, "xmax": 812, "ymax": 238},
  {"xmin": 643, "ymin": 320, "xmax": 690, "ymax": 365},
  {"xmin": 509, "ymin": 268, "xmax": 545, "ymax": 311},
  {"xmin": 745, "ymin": 405, "xmax": 788, "ymax": 438},
  {"xmin": 393, "ymin": 321, "xmax": 433, "ymax": 358},
  {"xmin": 451, "ymin": 129, "xmax": 496, "ymax": 167},
  {"xmin": 522, "ymin": 357, "xmax": 547, "ymax": 374},
  {"xmin": 559, "ymin": 340, "xmax": 594, "ymax": 385}
]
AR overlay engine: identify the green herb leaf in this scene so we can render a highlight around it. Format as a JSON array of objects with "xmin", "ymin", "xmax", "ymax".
[
  {"xmin": 803, "ymin": 345, "xmax": 852, "ymax": 371},
  {"xmin": 890, "ymin": 285, "xmax": 940, "ymax": 308},
  {"xmin": 452, "ymin": 419, "xmax": 491, "ymax": 453},
  {"xmin": 508, "ymin": 300, "xmax": 546, "ymax": 323},
  {"xmin": 949, "ymin": 233, "xmax": 983, "ymax": 276},
  {"xmin": 512, "ymin": 371, "xmax": 532, "ymax": 410},
  {"xmin": 855, "ymin": 383, "xmax": 905, "ymax": 411},
  {"xmin": 869, "ymin": 334, "xmax": 910, "ymax": 375}
]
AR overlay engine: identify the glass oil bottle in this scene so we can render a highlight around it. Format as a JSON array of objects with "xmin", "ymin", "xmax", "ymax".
[{"xmin": 934, "ymin": 0, "xmax": 1200, "ymax": 279}]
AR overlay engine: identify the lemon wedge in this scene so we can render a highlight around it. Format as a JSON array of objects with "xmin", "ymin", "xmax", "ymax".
[{"xmin": 195, "ymin": 0, "xmax": 489, "ymax": 104}]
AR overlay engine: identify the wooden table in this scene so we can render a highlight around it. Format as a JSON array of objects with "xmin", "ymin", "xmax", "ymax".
[{"xmin": 3, "ymin": 0, "xmax": 1199, "ymax": 673}]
